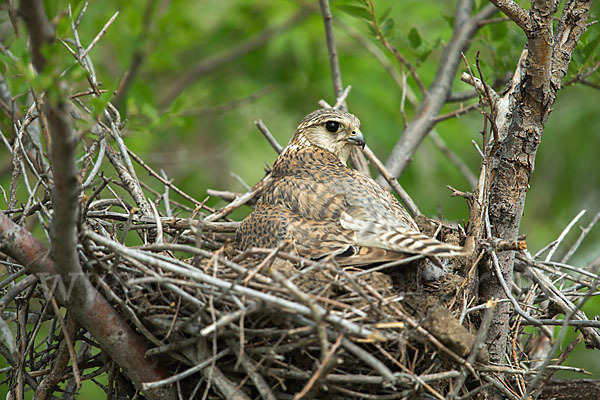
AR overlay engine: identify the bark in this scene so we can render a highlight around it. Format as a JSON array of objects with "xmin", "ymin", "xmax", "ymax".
[
  {"xmin": 540, "ymin": 379, "xmax": 600, "ymax": 400},
  {"xmin": 481, "ymin": 0, "xmax": 592, "ymax": 366}
]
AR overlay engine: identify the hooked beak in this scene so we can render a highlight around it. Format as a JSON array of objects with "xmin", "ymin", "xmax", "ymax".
[{"xmin": 346, "ymin": 130, "xmax": 365, "ymax": 149}]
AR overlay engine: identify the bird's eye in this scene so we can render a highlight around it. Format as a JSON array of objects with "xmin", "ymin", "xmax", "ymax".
[{"xmin": 325, "ymin": 121, "xmax": 340, "ymax": 133}]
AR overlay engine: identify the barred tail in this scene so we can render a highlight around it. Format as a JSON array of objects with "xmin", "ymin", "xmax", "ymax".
[
  {"xmin": 372, "ymin": 228, "xmax": 464, "ymax": 256},
  {"xmin": 340, "ymin": 212, "xmax": 464, "ymax": 257}
]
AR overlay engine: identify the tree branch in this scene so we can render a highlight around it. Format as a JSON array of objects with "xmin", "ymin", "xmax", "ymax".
[
  {"xmin": 488, "ymin": 0, "xmax": 530, "ymax": 33},
  {"xmin": 381, "ymin": 2, "xmax": 498, "ymax": 180},
  {"xmin": 551, "ymin": 0, "xmax": 593, "ymax": 90},
  {"xmin": 19, "ymin": 0, "xmax": 55, "ymax": 72},
  {"xmin": 18, "ymin": 2, "xmax": 177, "ymax": 398},
  {"xmin": 318, "ymin": 0, "xmax": 370, "ymax": 175},
  {"xmin": 319, "ymin": 0, "xmax": 344, "ymax": 108},
  {"xmin": 471, "ymin": 0, "xmax": 591, "ymax": 377},
  {"xmin": 0, "ymin": 210, "xmax": 176, "ymax": 400}
]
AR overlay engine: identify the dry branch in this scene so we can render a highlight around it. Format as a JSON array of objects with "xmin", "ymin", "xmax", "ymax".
[{"xmin": 381, "ymin": 3, "xmax": 498, "ymax": 180}]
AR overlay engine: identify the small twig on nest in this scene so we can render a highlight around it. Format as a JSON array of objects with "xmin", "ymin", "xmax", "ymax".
[
  {"xmin": 271, "ymin": 267, "xmax": 330, "ymax": 360},
  {"xmin": 204, "ymin": 175, "xmax": 271, "ymax": 222},
  {"xmin": 450, "ymin": 299, "xmax": 496, "ymax": 397},
  {"xmin": 142, "ymin": 349, "xmax": 230, "ymax": 390},
  {"xmin": 293, "ymin": 334, "xmax": 344, "ymax": 400}
]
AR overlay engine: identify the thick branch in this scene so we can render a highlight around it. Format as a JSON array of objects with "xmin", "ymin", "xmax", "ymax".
[
  {"xmin": 0, "ymin": 211, "xmax": 176, "ymax": 400},
  {"xmin": 477, "ymin": 0, "xmax": 591, "ymax": 371},
  {"xmin": 540, "ymin": 379, "xmax": 600, "ymax": 399},
  {"xmin": 381, "ymin": 2, "xmax": 498, "ymax": 180},
  {"xmin": 488, "ymin": 0, "xmax": 530, "ymax": 32},
  {"xmin": 18, "ymin": 3, "xmax": 176, "ymax": 398},
  {"xmin": 19, "ymin": 0, "xmax": 55, "ymax": 71},
  {"xmin": 551, "ymin": 0, "xmax": 592, "ymax": 90}
]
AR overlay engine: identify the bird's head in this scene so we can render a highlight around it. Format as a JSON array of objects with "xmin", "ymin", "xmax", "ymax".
[{"xmin": 289, "ymin": 108, "xmax": 364, "ymax": 164}]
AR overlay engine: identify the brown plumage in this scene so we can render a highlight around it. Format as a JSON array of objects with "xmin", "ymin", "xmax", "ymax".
[{"xmin": 236, "ymin": 108, "xmax": 463, "ymax": 265}]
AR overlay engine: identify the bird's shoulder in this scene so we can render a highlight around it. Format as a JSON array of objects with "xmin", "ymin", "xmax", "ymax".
[{"xmin": 263, "ymin": 145, "xmax": 416, "ymax": 230}]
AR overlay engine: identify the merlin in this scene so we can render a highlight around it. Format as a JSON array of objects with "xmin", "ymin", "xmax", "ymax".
[{"xmin": 236, "ymin": 108, "xmax": 463, "ymax": 265}]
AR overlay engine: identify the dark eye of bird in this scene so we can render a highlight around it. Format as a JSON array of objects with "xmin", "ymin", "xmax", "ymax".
[{"xmin": 325, "ymin": 121, "xmax": 340, "ymax": 133}]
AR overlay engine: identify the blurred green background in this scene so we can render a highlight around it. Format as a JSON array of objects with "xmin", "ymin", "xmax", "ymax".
[{"xmin": 1, "ymin": 0, "xmax": 599, "ymax": 397}]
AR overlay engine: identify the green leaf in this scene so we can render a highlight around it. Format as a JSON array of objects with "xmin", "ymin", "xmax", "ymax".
[
  {"xmin": 381, "ymin": 18, "xmax": 394, "ymax": 37},
  {"xmin": 418, "ymin": 48, "xmax": 432, "ymax": 64},
  {"xmin": 583, "ymin": 31, "xmax": 600, "ymax": 60},
  {"xmin": 443, "ymin": 15, "xmax": 454, "ymax": 28},
  {"xmin": 408, "ymin": 27, "xmax": 422, "ymax": 49},
  {"xmin": 90, "ymin": 91, "xmax": 114, "ymax": 120},
  {"xmin": 379, "ymin": 6, "xmax": 392, "ymax": 22},
  {"xmin": 334, "ymin": 4, "xmax": 372, "ymax": 21},
  {"xmin": 366, "ymin": 22, "xmax": 378, "ymax": 37}
]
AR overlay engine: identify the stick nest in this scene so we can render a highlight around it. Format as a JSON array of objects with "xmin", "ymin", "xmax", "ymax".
[{"xmin": 4, "ymin": 95, "xmax": 597, "ymax": 400}]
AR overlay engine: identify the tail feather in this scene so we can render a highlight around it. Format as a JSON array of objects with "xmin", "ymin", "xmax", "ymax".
[
  {"xmin": 373, "ymin": 228, "xmax": 464, "ymax": 256},
  {"xmin": 340, "ymin": 212, "xmax": 464, "ymax": 257}
]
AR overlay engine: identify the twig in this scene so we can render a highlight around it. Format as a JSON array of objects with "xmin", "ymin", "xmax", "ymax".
[
  {"xmin": 82, "ymin": 138, "xmax": 106, "ymax": 187},
  {"xmin": 561, "ymin": 211, "xmax": 600, "ymax": 264},
  {"xmin": 204, "ymin": 176, "xmax": 271, "ymax": 222},
  {"xmin": 227, "ymin": 338, "xmax": 277, "ymax": 400},
  {"xmin": 450, "ymin": 300, "xmax": 496, "ymax": 398},
  {"xmin": 80, "ymin": 11, "xmax": 119, "ymax": 59},
  {"xmin": 339, "ymin": 336, "xmax": 395, "ymax": 384},
  {"xmin": 545, "ymin": 209, "xmax": 587, "ymax": 262},
  {"xmin": 142, "ymin": 349, "xmax": 229, "ymax": 390},
  {"xmin": 318, "ymin": 0, "xmax": 345, "ymax": 109},
  {"xmin": 486, "ymin": 214, "xmax": 549, "ymax": 331},
  {"xmin": 362, "ymin": 145, "xmax": 420, "ymax": 216},
  {"xmin": 293, "ymin": 334, "xmax": 343, "ymax": 400},
  {"xmin": 272, "ymin": 268, "xmax": 329, "ymax": 361},
  {"xmin": 521, "ymin": 277, "xmax": 600, "ymax": 399},
  {"xmin": 126, "ymin": 148, "xmax": 207, "ymax": 208},
  {"xmin": 105, "ymin": 144, "xmax": 152, "ymax": 216},
  {"xmin": 255, "ymin": 119, "xmax": 283, "ymax": 154},
  {"xmin": 381, "ymin": 4, "xmax": 498, "ymax": 179},
  {"xmin": 333, "ymin": 85, "xmax": 351, "ymax": 109},
  {"xmin": 433, "ymin": 102, "xmax": 480, "ymax": 123},
  {"xmin": 39, "ymin": 285, "xmax": 82, "ymax": 388},
  {"xmin": 365, "ymin": 1, "xmax": 426, "ymax": 96},
  {"xmin": 524, "ymin": 262, "xmax": 600, "ymax": 348}
]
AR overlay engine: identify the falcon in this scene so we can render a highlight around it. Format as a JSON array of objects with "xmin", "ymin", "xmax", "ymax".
[{"xmin": 236, "ymin": 108, "xmax": 463, "ymax": 265}]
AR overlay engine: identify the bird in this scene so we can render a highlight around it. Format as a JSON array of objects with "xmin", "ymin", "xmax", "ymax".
[{"xmin": 235, "ymin": 108, "xmax": 463, "ymax": 265}]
